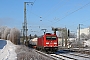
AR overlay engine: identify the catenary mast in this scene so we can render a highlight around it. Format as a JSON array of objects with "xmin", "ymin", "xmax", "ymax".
[{"xmin": 23, "ymin": 2, "xmax": 33, "ymax": 46}]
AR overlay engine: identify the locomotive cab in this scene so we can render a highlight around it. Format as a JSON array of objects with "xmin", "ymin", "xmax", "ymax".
[
  {"xmin": 37, "ymin": 33, "xmax": 58, "ymax": 53},
  {"xmin": 44, "ymin": 33, "xmax": 58, "ymax": 52}
]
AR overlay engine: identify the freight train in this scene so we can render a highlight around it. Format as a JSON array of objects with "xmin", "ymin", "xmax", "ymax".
[{"xmin": 29, "ymin": 33, "xmax": 58, "ymax": 53}]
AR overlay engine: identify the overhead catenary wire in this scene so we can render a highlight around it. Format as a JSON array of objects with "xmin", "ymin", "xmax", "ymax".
[
  {"xmin": 43, "ymin": 0, "xmax": 61, "ymax": 18},
  {"xmin": 51, "ymin": 1, "xmax": 90, "ymax": 26},
  {"xmin": 43, "ymin": 0, "xmax": 70, "ymax": 23},
  {"xmin": 49, "ymin": 1, "xmax": 90, "ymax": 34},
  {"xmin": 27, "ymin": 1, "xmax": 90, "ymax": 34},
  {"xmin": 66, "ymin": 20, "xmax": 90, "ymax": 33},
  {"xmin": 79, "ymin": 19, "xmax": 90, "ymax": 28},
  {"xmin": 48, "ymin": 2, "xmax": 90, "ymax": 31},
  {"xmin": 27, "ymin": 0, "xmax": 37, "ymax": 26},
  {"xmin": 28, "ymin": 0, "xmax": 36, "ymax": 7},
  {"xmin": 28, "ymin": 0, "xmax": 74, "ymax": 28},
  {"xmin": 81, "ymin": 19, "xmax": 90, "ymax": 24},
  {"xmin": 27, "ymin": 0, "xmax": 88, "ymax": 22},
  {"xmin": 28, "ymin": 0, "xmax": 70, "ymax": 24}
]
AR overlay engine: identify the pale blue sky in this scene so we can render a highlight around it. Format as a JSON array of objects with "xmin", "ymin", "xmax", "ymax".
[{"xmin": 0, "ymin": 0, "xmax": 90, "ymax": 35}]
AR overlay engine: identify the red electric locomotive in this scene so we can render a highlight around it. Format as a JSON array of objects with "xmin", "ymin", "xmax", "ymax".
[{"xmin": 36, "ymin": 33, "xmax": 58, "ymax": 53}]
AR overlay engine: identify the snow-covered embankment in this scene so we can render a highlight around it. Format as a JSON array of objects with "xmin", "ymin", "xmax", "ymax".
[{"xmin": 0, "ymin": 39, "xmax": 17, "ymax": 60}]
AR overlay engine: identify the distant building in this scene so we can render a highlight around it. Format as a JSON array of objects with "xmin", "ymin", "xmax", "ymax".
[{"xmin": 77, "ymin": 27, "xmax": 90, "ymax": 38}]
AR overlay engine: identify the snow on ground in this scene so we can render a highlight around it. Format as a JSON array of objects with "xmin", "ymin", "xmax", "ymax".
[
  {"xmin": 0, "ymin": 39, "xmax": 17, "ymax": 60},
  {"xmin": 15, "ymin": 45, "xmax": 53, "ymax": 60},
  {"xmin": 0, "ymin": 39, "xmax": 53, "ymax": 60}
]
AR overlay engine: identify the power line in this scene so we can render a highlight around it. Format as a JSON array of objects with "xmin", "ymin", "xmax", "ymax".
[
  {"xmin": 28, "ymin": 1, "xmax": 90, "ymax": 29},
  {"xmin": 45, "ymin": 2, "xmax": 60, "ymax": 18},
  {"xmin": 28, "ymin": 0, "xmax": 69, "ymax": 24},
  {"xmin": 29, "ymin": 0, "xmax": 36, "ymax": 5},
  {"xmin": 27, "ymin": 0, "xmax": 70, "ymax": 26},
  {"xmin": 29, "ymin": 11, "xmax": 54, "ymax": 25},
  {"xmin": 43, "ymin": 0, "xmax": 70, "ymax": 22},
  {"xmin": 81, "ymin": 19, "xmax": 90, "ymax": 24},
  {"xmin": 51, "ymin": 1, "xmax": 90, "ymax": 26}
]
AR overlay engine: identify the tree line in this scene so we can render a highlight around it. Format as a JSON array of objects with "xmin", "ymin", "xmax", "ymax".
[{"xmin": 0, "ymin": 26, "xmax": 20, "ymax": 45}]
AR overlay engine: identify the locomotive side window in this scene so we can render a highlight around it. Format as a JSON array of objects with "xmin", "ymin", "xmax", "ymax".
[{"xmin": 46, "ymin": 36, "xmax": 56, "ymax": 40}]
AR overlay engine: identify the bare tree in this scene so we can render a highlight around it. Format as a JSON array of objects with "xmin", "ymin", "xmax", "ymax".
[
  {"xmin": 10, "ymin": 28, "xmax": 20, "ymax": 45},
  {"xmin": 4, "ymin": 27, "xmax": 11, "ymax": 40},
  {"xmin": 7, "ymin": 34, "xmax": 10, "ymax": 40},
  {"xmin": 0, "ymin": 26, "xmax": 20, "ymax": 45},
  {"xmin": 0, "ymin": 26, "xmax": 7, "ymax": 39}
]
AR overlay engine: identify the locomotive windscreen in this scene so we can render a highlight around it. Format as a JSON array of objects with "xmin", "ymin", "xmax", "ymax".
[{"xmin": 46, "ymin": 36, "xmax": 56, "ymax": 40}]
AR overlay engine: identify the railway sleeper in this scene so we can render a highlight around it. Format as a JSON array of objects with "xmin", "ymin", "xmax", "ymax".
[{"xmin": 58, "ymin": 54, "xmax": 77, "ymax": 60}]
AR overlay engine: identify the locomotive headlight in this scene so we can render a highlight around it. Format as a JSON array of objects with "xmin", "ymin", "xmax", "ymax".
[
  {"xmin": 46, "ymin": 42, "xmax": 49, "ymax": 44},
  {"xmin": 54, "ymin": 42, "xmax": 57, "ymax": 44}
]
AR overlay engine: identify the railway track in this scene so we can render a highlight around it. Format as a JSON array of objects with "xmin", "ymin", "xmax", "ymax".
[
  {"xmin": 35, "ymin": 49, "xmax": 90, "ymax": 60},
  {"xmin": 35, "ymin": 49, "xmax": 57, "ymax": 60},
  {"xmin": 50, "ymin": 52, "xmax": 90, "ymax": 60}
]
